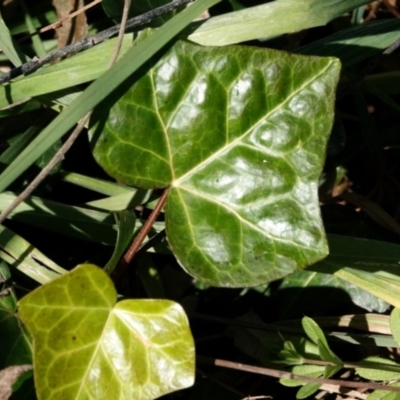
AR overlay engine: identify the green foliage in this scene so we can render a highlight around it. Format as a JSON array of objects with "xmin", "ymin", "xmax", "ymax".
[
  {"xmin": 279, "ymin": 317, "xmax": 400, "ymax": 399},
  {"xmin": 279, "ymin": 317, "xmax": 342, "ymax": 399},
  {"xmin": 18, "ymin": 264, "xmax": 195, "ymax": 400},
  {"xmin": 1, "ymin": 0, "xmax": 400, "ymax": 398},
  {"xmin": 0, "ymin": 35, "xmax": 134, "ymax": 110},
  {"xmin": 356, "ymin": 356, "xmax": 400, "ymax": 381},
  {"xmin": 188, "ymin": 0, "xmax": 374, "ymax": 46},
  {"xmin": 90, "ymin": 38, "xmax": 340, "ymax": 287},
  {"xmin": 0, "ymin": 0, "xmax": 221, "ymax": 193},
  {"xmin": 298, "ymin": 19, "xmax": 400, "ymax": 67},
  {"xmin": 0, "ymin": 9, "xmax": 25, "ymax": 66}
]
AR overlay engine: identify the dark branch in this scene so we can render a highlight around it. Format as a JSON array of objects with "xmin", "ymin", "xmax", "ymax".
[{"xmin": 0, "ymin": 0, "xmax": 194, "ymax": 85}]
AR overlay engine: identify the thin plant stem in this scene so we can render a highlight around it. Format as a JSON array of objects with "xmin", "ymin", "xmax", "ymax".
[
  {"xmin": 197, "ymin": 357, "xmax": 400, "ymax": 393},
  {"xmin": 111, "ymin": 188, "xmax": 169, "ymax": 282},
  {"xmin": 0, "ymin": 0, "xmax": 132, "ymax": 225},
  {"xmin": 108, "ymin": 0, "xmax": 131, "ymax": 68},
  {"xmin": 0, "ymin": 112, "xmax": 91, "ymax": 225},
  {"xmin": 40, "ymin": 0, "xmax": 103, "ymax": 34}
]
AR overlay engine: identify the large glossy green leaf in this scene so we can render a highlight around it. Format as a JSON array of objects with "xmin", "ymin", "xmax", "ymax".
[
  {"xmin": 188, "ymin": 0, "xmax": 372, "ymax": 46},
  {"xmin": 90, "ymin": 40, "xmax": 341, "ymax": 287},
  {"xmin": 18, "ymin": 264, "xmax": 195, "ymax": 400}
]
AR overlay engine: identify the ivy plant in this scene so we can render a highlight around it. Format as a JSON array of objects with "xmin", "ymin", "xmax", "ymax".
[
  {"xmin": 90, "ymin": 37, "xmax": 341, "ymax": 287},
  {"xmin": 18, "ymin": 264, "xmax": 194, "ymax": 400},
  {"xmin": 3, "ymin": 0, "xmax": 400, "ymax": 398}
]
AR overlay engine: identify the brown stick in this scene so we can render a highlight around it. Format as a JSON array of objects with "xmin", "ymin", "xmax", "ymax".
[
  {"xmin": 40, "ymin": 0, "xmax": 103, "ymax": 33},
  {"xmin": 111, "ymin": 188, "xmax": 169, "ymax": 282},
  {"xmin": 0, "ymin": 112, "xmax": 91, "ymax": 225},
  {"xmin": 107, "ymin": 0, "xmax": 131, "ymax": 68},
  {"xmin": 197, "ymin": 357, "xmax": 400, "ymax": 393}
]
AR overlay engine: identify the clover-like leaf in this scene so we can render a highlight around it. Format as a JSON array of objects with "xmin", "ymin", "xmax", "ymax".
[
  {"xmin": 18, "ymin": 264, "xmax": 194, "ymax": 400},
  {"xmin": 90, "ymin": 40, "xmax": 341, "ymax": 287}
]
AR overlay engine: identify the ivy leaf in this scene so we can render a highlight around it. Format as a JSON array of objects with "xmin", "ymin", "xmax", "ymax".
[
  {"xmin": 90, "ymin": 40, "xmax": 341, "ymax": 287},
  {"xmin": 18, "ymin": 264, "xmax": 195, "ymax": 400}
]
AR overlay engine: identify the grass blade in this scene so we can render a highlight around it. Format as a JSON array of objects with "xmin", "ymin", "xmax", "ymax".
[
  {"xmin": 0, "ymin": 225, "xmax": 66, "ymax": 284},
  {"xmin": 0, "ymin": 192, "xmax": 117, "ymax": 244},
  {"xmin": 0, "ymin": 0, "xmax": 221, "ymax": 193},
  {"xmin": 298, "ymin": 19, "xmax": 400, "ymax": 67},
  {"xmin": 0, "ymin": 10, "xmax": 26, "ymax": 66},
  {"xmin": 188, "ymin": 0, "xmax": 372, "ymax": 46}
]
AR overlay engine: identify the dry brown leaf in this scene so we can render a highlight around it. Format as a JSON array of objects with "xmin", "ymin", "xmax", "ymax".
[{"xmin": 52, "ymin": 0, "xmax": 88, "ymax": 48}]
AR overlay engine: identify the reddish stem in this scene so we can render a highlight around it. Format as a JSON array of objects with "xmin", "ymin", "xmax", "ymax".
[{"xmin": 111, "ymin": 188, "xmax": 169, "ymax": 282}]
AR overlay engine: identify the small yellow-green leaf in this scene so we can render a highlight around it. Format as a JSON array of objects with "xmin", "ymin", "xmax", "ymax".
[
  {"xmin": 302, "ymin": 317, "xmax": 328, "ymax": 348},
  {"xmin": 18, "ymin": 264, "xmax": 195, "ymax": 400},
  {"xmin": 296, "ymin": 382, "xmax": 321, "ymax": 399}
]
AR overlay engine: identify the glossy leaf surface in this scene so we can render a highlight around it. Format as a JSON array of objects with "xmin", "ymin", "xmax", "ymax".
[
  {"xmin": 91, "ymin": 40, "xmax": 341, "ymax": 287},
  {"xmin": 18, "ymin": 264, "xmax": 195, "ymax": 400}
]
